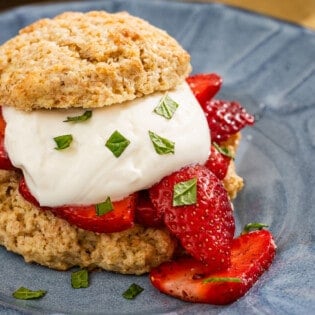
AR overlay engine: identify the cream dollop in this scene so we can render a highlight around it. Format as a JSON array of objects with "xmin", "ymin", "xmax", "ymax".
[{"xmin": 3, "ymin": 82, "xmax": 210, "ymax": 206}]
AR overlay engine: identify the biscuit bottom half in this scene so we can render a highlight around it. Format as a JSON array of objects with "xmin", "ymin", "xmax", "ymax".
[
  {"xmin": 0, "ymin": 170, "xmax": 177, "ymax": 275},
  {"xmin": 0, "ymin": 134, "xmax": 243, "ymax": 275}
]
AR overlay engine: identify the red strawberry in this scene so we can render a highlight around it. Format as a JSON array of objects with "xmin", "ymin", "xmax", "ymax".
[
  {"xmin": 0, "ymin": 136, "xmax": 15, "ymax": 170},
  {"xmin": 135, "ymin": 190, "xmax": 163, "ymax": 227},
  {"xmin": 0, "ymin": 107, "xmax": 15, "ymax": 170},
  {"xmin": 19, "ymin": 177, "xmax": 41, "ymax": 207},
  {"xmin": 204, "ymin": 99, "xmax": 255, "ymax": 143},
  {"xmin": 18, "ymin": 177, "xmax": 137, "ymax": 233},
  {"xmin": 186, "ymin": 73, "xmax": 222, "ymax": 108},
  {"xmin": 50, "ymin": 196, "xmax": 136, "ymax": 233},
  {"xmin": 150, "ymin": 229, "xmax": 276, "ymax": 305},
  {"xmin": 205, "ymin": 144, "xmax": 232, "ymax": 180},
  {"xmin": 149, "ymin": 164, "xmax": 235, "ymax": 271}
]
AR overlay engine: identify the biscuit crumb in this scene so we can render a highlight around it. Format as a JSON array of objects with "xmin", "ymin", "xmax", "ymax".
[{"xmin": 221, "ymin": 133, "xmax": 244, "ymax": 199}]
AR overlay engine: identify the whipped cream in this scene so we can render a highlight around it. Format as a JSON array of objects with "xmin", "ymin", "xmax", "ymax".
[{"xmin": 3, "ymin": 82, "xmax": 210, "ymax": 206}]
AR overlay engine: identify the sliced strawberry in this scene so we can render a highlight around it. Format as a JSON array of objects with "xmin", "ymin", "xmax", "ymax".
[
  {"xmin": 19, "ymin": 177, "xmax": 40, "ymax": 207},
  {"xmin": 18, "ymin": 177, "xmax": 137, "ymax": 233},
  {"xmin": 0, "ymin": 108, "xmax": 15, "ymax": 170},
  {"xmin": 205, "ymin": 144, "xmax": 232, "ymax": 180},
  {"xmin": 149, "ymin": 164, "xmax": 235, "ymax": 271},
  {"xmin": 0, "ymin": 137, "xmax": 14, "ymax": 170},
  {"xmin": 51, "ymin": 195, "xmax": 136, "ymax": 233},
  {"xmin": 186, "ymin": 74, "xmax": 255, "ymax": 142},
  {"xmin": 204, "ymin": 99, "xmax": 255, "ymax": 143},
  {"xmin": 150, "ymin": 229, "xmax": 276, "ymax": 305},
  {"xmin": 135, "ymin": 190, "xmax": 163, "ymax": 227},
  {"xmin": 186, "ymin": 73, "xmax": 222, "ymax": 108},
  {"xmin": 0, "ymin": 108, "xmax": 6, "ymax": 139}
]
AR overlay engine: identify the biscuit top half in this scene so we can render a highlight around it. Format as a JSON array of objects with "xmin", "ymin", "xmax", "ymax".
[{"xmin": 0, "ymin": 11, "xmax": 191, "ymax": 111}]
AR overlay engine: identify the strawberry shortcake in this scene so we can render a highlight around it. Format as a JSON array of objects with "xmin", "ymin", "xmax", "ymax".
[{"xmin": 0, "ymin": 11, "xmax": 275, "ymax": 304}]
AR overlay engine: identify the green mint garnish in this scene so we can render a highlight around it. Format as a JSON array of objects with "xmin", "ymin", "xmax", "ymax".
[
  {"xmin": 105, "ymin": 130, "xmax": 130, "ymax": 158},
  {"xmin": 242, "ymin": 222, "xmax": 269, "ymax": 234},
  {"xmin": 122, "ymin": 283, "xmax": 144, "ymax": 300},
  {"xmin": 213, "ymin": 142, "xmax": 234, "ymax": 159},
  {"xmin": 12, "ymin": 287, "xmax": 46, "ymax": 300},
  {"xmin": 64, "ymin": 110, "xmax": 92, "ymax": 123},
  {"xmin": 153, "ymin": 94, "xmax": 179, "ymax": 119},
  {"xmin": 202, "ymin": 277, "xmax": 242, "ymax": 284},
  {"xmin": 96, "ymin": 197, "xmax": 113, "ymax": 216},
  {"xmin": 71, "ymin": 269, "xmax": 89, "ymax": 289},
  {"xmin": 54, "ymin": 134, "xmax": 73, "ymax": 150},
  {"xmin": 148, "ymin": 131, "xmax": 175, "ymax": 155},
  {"xmin": 173, "ymin": 178, "xmax": 197, "ymax": 206}
]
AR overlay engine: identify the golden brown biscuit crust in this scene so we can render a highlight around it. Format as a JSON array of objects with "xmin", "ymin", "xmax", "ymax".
[{"xmin": 0, "ymin": 11, "xmax": 191, "ymax": 111}]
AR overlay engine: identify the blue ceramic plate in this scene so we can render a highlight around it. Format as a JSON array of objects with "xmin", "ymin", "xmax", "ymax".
[{"xmin": 0, "ymin": 0, "xmax": 314, "ymax": 314}]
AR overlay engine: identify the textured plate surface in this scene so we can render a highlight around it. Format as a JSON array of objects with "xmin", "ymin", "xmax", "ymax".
[{"xmin": 0, "ymin": 0, "xmax": 314, "ymax": 314}]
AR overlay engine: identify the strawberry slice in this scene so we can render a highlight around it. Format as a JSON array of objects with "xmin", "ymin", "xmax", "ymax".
[
  {"xmin": 205, "ymin": 144, "xmax": 232, "ymax": 180},
  {"xmin": 204, "ymin": 99, "xmax": 255, "ymax": 143},
  {"xmin": 150, "ymin": 229, "xmax": 276, "ymax": 305},
  {"xmin": 135, "ymin": 190, "xmax": 163, "ymax": 227},
  {"xmin": 18, "ymin": 177, "xmax": 41, "ymax": 207},
  {"xmin": 186, "ymin": 74, "xmax": 254, "ymax": 143},
  {"xmin": 18, "ymin": 177, "xmax": 137, "ymax": 233},
  {"xmin": 0, "ymin": 137, "xmax": 14, "ymax": 170},
  {"xmin": 186, "ymin": 73, "xmax": 222, "ymax": 108},
  {"xmin": 0, "ymin": 108, "xmax": 15, "ymax": 170},
  {"xmin": 51, "ymin": 196, "xmax": 136, "ymax": 233},
  {"xmin": 149, "ymin": 164, "xmax": 235, "ymax": 271}
]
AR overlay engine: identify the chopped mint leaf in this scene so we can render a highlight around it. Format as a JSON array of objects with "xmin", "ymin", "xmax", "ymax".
[
  {"xmin": 148, "ymin": 131, "xmax": 175, "ymax": 155},
  {"xmin": 202, "ymin": 277, "xmax": 242, "ymax": 284},
  {"xmin": 242, "ymin": 222, "xmax": 269, "ymax": 234},
  {"xmin": 64, "ymin": 110, "xmax": 92, "ymax": 123},
  {"xmin": 105, "ymin": 130, "xmax": 130, "ymax": 158},
  {"xmin": 173, "ymin": 178, "xmax": 197, "ymax": 206},
  {"xmin": 213, "ymin": 142, "xmax": 234, "ymax": 159},
  {"xmin": 153, "ymin": 94, "xmax": 179, "ymax": 119},
  {"xmin": 12, "ymin": 287, "xmax": 46, "ymax": 300},
  {"xmin": 122, "ymin": 283, "xmax": 144, "ymax": 300},
  {"xmin": 96, "ymin": 197, "xmax": 113, "ymax": 216},
  {"xmin": 54, "ymin": 134, "xmax": 73, "ymax": 150},
  {"xmin": 71, "ymin": 269, "xmax": 89, "ymax": 289}
]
